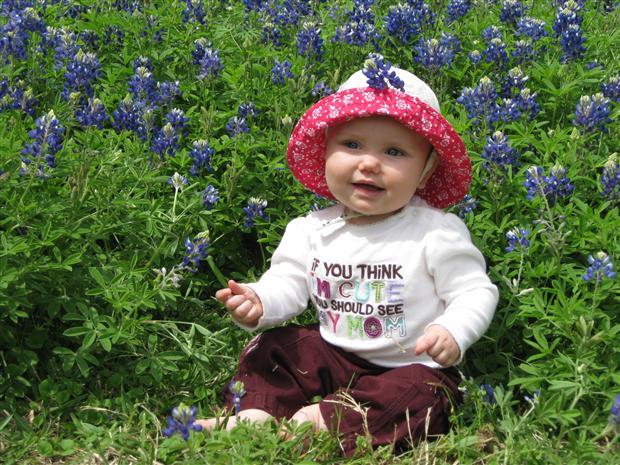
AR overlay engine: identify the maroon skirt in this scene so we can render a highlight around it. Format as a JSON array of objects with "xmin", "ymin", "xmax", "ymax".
[{"xmin": 223, "ymin": 324, "xmax": 462, "ymax": 455}]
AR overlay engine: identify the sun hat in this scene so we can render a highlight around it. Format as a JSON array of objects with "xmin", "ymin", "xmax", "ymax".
[{"xmin": 286, "ymin": 59, "xmax": 471, "ymax": 209}]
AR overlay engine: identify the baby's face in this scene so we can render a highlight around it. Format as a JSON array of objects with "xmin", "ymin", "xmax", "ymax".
[{"xmin": 324, "ymin": 116, "xmax": 433, "ymax": 225}]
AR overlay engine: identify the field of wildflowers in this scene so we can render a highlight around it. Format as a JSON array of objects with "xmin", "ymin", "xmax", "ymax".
[{"xmin": 1, "ymin": 0, "xmax": 619, "ymax": 463}]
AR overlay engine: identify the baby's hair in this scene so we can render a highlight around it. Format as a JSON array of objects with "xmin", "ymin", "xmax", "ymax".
[{"xmin": 420, "ymin": 149, "xmax": 438, "ymax": 181}]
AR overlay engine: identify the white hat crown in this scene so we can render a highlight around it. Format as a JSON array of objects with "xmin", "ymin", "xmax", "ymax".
[{"xmin": 337, "ymin": 67, "xmax": 441, "ymax": 113}]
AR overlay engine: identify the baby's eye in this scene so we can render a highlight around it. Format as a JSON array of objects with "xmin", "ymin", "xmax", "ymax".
[
  {"xmin": 386, "ymin": 147, "xmax": 404, "ymax": 157},
  {"xmin": 344, "ymin": 140, "xmax": 360, "ymax": 149}
]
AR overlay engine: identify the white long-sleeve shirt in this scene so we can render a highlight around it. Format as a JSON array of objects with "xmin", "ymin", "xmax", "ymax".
[{"xmin": 245, "ymin": 196, "xmax": 498, "ymax": 368}]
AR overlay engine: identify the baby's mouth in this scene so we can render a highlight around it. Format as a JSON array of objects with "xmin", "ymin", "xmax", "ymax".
[{"xmin": 353, "ymin": 182, "xmax": 384, "ymax": 192}]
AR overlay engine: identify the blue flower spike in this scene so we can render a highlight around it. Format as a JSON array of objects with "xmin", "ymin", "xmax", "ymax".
[
  {"xmin": 162, "ymin": 403, "xmax": 202, "ymax": 441},
  {"xmin": 582, "ymin": 252, "xmax": 617, "ymax": 283},
  {"xmin": 229, "ymin": 380, "xmax": 246, "ymax": 415},
  {"xmin": 362, "ymin": 53, "xmax": 404, "ymax": 91},
  {"xmin": 610, "ymin": 393, "xmax": 620, "ymax": 425}
]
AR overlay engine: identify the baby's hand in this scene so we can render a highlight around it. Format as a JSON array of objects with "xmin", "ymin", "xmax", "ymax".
[
  {"xmin": 215, "ymin": 280, "xmax": 264, "ymax": 327},
  {"xmin": 414, "ymin": 325, "xmax": 460, "ymax": 367}
]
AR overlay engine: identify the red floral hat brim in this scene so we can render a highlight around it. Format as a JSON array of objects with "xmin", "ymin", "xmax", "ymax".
[{"xmin": 286, "ymin": 87, "xmax": 471, "ymax": 209}]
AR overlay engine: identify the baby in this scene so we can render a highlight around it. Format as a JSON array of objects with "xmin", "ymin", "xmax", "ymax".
[{"xmin": 198, "ymin": 59, "xmax": 498, "ymax": 455}]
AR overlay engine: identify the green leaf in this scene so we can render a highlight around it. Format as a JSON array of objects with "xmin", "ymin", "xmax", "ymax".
[
  {"xmin": 63, "ymin": 327, "xmax": 91, "ymax": 337},
  {"xmin": 548, "ymin": 380, "xmax": 580, "ymax": 391},
  {"xmin": 100, "ymin": 338, "xmax": 112, "ymax": 352},
  {"xmin": 88, "ymin": 267, "xmax": 107, "ymax": 288}
]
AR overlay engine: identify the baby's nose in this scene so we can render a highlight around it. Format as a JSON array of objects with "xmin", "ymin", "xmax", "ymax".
[{"xmin": 358, "ymin": 153, "xmax": 381, "ymax": 172}]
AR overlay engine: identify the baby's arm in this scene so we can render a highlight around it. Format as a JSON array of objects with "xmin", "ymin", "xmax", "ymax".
[
  {"xmin": 414, "ymin": 325, "xmax": 460, "ymax": 367},
  {"xmin": 215, "ymin": 279, "xmax": 264, "ymax": 327},
  {"xmin": 422, "ymin": 214, "xmax": 499, "ymax": 365}
]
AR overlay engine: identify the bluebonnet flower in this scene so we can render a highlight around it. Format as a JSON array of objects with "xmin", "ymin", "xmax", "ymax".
[
  {"xmin": 446, "ymin": 0, "xmax": 470, "ymax": 24},
  {"xmin": 599, "ymin": 0, "xmax": 617, "ymax": 14},
  {"xmin": 515, "ymin": 16, "xmax": 548, "ymax": 42},
  {"xmin": 482, "ymin": 25, "xmax": 503, "ymax": 43},
  {"xmin": 499, "ymin": 0, "xmax": 526, "ymax": 26},
  {"xmin": 457, "ymin": 76, "xmax": 498, "ymax": 124},
  {"xmin": 152, "ymin": 123, "xmax": 180, "ymax": 159},
  {"xmin": 225, "ymin": 116, "xmax": 250, "ymax": 137},
  {"xmin": 181, "ymin": 232, "xmax": 210, "ymax": 271},
  {"xmin": 0, "ymin": 7, "xmax": 45, "ymax": 61},
  {"xmin": 484, "ymin": 37, "xmax": 508, "ymax": 64},
  {"xmin": 573, "ymin": 93, "xmax": 612, "ymax": 133},
  {"xmin": 243, "ymin": 197, "xmax": 268, "ymax": 228},
  {"xmin": 523, "ymin": 165, "xmax": 574, "ymax": 204},
  {"xmin": 162, "ymin": 404, "xmax": 202, "ymax": 441},
  {"xmin": 384, "ymin": 2, "xmax": 433, "ymax": 44},
  {"xmin": 103, "ymin": 25, "xmax": 125, "ymax": 49},
  {"xmin": 481, "ymin": 384, "xmax": 496, "ymax": 404},
  {"xmin": 21, "ymin": 110, "xmax": 64, "ymax": 174},
  {"xmin": 457, "ymin": 194, "xmax": 477, "ymax": 218},
  {"xmin": 297, "ymin": 22, "xmax": 323, "ymax": 61},
  {"xmin": 157, "ymin": 81, "xmax": 181, "ymax": 106},
  {"xmin": 482, "ymin": 131, "xmax": 520, "ymax": 173},
  {"xmin": 133, "ymin": 56, "xmax": 152, "ymax": 71},
  {"xmin": 112, "ymin": 95, "xmax": 151, "ymax": 139},
  {"xmin": 229, "ymin": 381, "xmax": 246, "ymax": 415},
  {"xmin": 143, "ymin": 14, "xmax": 163, "ymax": 43},
  {"xmin": 600, "ymin": 154, "xmax": 620, "ymax": 201},
  {"xmin": 113, "ymin": 0, "xmax": 142, "ymax": 14},
  {"xmin": 333, "ymin": 0, "xmax": 381, "ymax": 48},
  {"xmin": 468, "ymin": 50, "xmax": 482, "ymax": 64},
  {"xmin": 271, "ymin": 59, "xmax": 294, "ymax": 85},
  {"xmin": 0, "ymin": 14, "xmax": 29, "ymax": 61},
  {"xmin": 75, "ymin": 97, "xmax": 109, "ymax": 128},
  {"xmin": 188, "ymin": 139, "xmax": 214, "ymax": 176},
  {"xmin": 238, "ymin": 102, "xmax": 258, "ymax": 119},
  {"xmin": 362, "ymin": 53, "xmax": 404, "ymax": 91},
  {"xmin": 493, "ymin": 98, "xmax": 521, "ymax": 124},
  {"xmin": 500, "ymin": 67, "xmax": 528, "ymax": 97},
  {"xmin": 2, "ymin": 0, "xmax": 35, "ymax": 16},
  {"xmin": 585, "ymin": 60, "xmax": 603, "ymax": 70},
  {"xmin": 582, "ymin": 252, "xmax": 616, "ymax": 283},
  {"xmin": 257, "ymin": 0, "xmax": 309, "ymax": 30},
  {"xmin": 610, "ymin": 393, "xmax": 620, "ymax": 425},
  {"xmin": 165, "ymin": 108, "xmax": 189, "ymax": 133},
  {"xmin": 512, "ymin": 39, "xmax": 535, "ymax": 63},
  {"xmin": 560, "ymin": 23, "xmax": 586, "ymax": 62},
  {"xmin": 261, "ymin": 22, "xmax": 282, "ymax": 47},
  {"xmin": 601, "ymin": 75, "xmax": 620, "ymax": 102},
  {"xmin": 242, "ymin": 0, "xmax": 267, "ymax": 12},
  {"xmin": 0, "ymin": 79, "xmax": 37, "ymax": 116},
  {"xmin": 128, "ymin": 66, "xmax": 158, "ymax": 104},
  {"xmin": 168, "ymin": 172, "xmax": 188, "ymax": 191},
  {"xmin": 79, "ymin": 30, "xmax": 99, "ymax": 50},
  {"xmin": 311, "ymin": 81, "xmax": 333, "ymax": 97},
  {"xmin": 192, "ymin": 39, "xmax": 224, "ymax": 80},
  {"xmin": 202, "ymin": 184, "xmax": 219, "ymax": 209},
  {"xmin": 413, "ymin": 34, "xmax": 459, "ymax": 71},
  {"xmin": 553, "ymin": 1, "xmax": 585, "ymax": 62},
  {"xmin": 182, "ymin": 0, "xmax": 206, "ymax": 24},
  {"xmin": 61, "ymin": 49, "xmax": 101, "ymax": 99},
  {"xmin": 43, "ymin": 26, "xmax": 79, "ymax": 70},
  {"xmin": 516, "ymin": 88, "xmax": 540, "ymax": 119},
  {"xmin": 505, "ymin": 227, "xmax": 530, "ymax": 252},
  {"xmin": 553, "ymin": 1, "xmax": 584, "ymax": 33}
]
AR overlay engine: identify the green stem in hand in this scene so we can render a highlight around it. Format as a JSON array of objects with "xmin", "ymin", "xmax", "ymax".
[{"xmin": 207, "ymin": 255, "xmax": 228, "ymax": 288}]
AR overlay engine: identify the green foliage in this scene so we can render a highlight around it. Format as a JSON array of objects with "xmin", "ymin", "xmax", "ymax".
[{"xmin": 0, "ymin": 0, "xmax": 619, "ymax": 463}]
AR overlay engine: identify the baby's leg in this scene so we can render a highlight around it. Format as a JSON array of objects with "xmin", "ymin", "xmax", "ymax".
[{"xmin": 196, "ymin": 408, "xmax": 273, "ymax": 431}]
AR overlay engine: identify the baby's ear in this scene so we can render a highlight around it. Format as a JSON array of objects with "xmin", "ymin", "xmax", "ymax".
[{"xmin": 418, "ymin": 150, "xmax": 438, "ymax": 188}]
